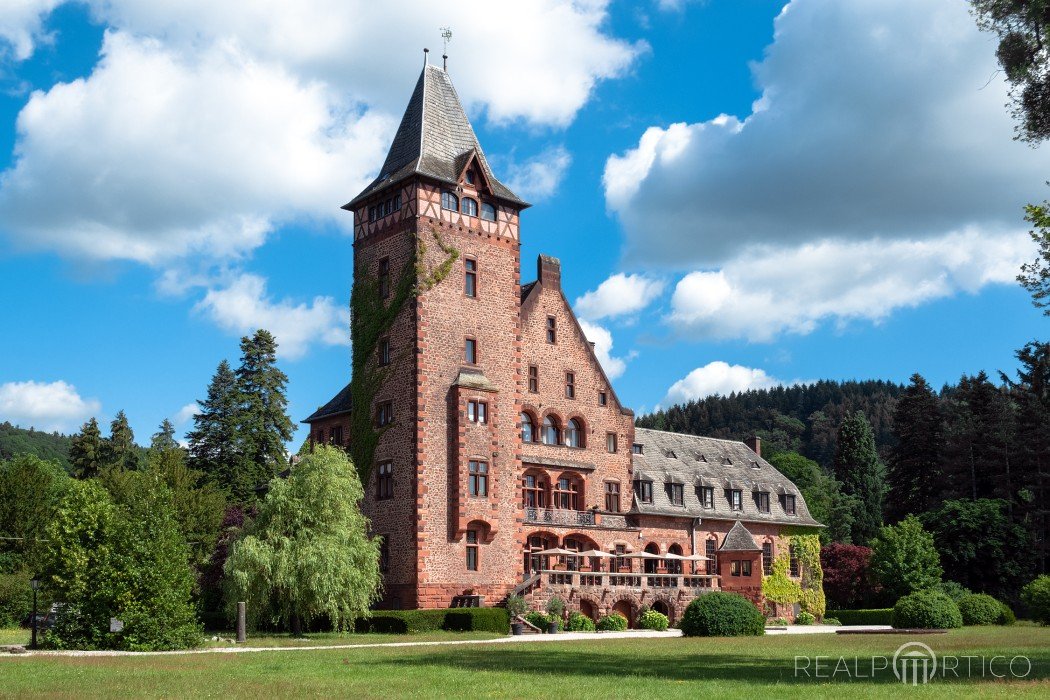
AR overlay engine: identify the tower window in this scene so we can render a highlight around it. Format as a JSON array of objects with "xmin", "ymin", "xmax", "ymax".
[
  {"xmin": 442, "ymin": 191, "xmax": 459, "ymax": 211},
  {"xmin": 565, "ymin": 372, "xmax": 575, "ymax": 399},
  {"xmin": 465, "ymin": 338, "xmax": 477, "ymax": 365},
  {"xmin": 378, "ymin": 258, "xmax": 390, "ymax": 299},
  {"xmin": 468, "ymin": 461, "xmax": 488, "ymax": 497},
  {"xmin": 606, "ymin": 432, "xmax": 617, "ymax": 453},
  {"xmin": 375, "ymin": 401, "xmax": 393, "ymax": 427},
  {"xmin": 466, "ymin": 529, "xmax": 479, "ymax": 571},
  {"xmin": 379, "ymin": 337, "xmax": 391, "ymax": 366},
  {"xmin": 465, "ymin": 258, "xmax": 477, "ymax": 297},
  {"xmin": 462, "ymin": 197, "xmax": 478, "ymax": 217},
  {"xmin": 546, "ymin": 316, "xmax": 556, "ymax": 344},
  {"xmin": 604, "ymin": 481, "xmax": 621, "ymax": 513},
  {"xmin": 376, "ymin": 461, "xmax": 393, "ymax": 500},
  {"xmin": 599, "ymin": 391, "xmax": 607, "ymax": 406},
  {"xmin": 528, "ymin": 365, "xmax": 538, "ymax": 393},
  {"xmin": 480, "ymin": 202, "xmax": 496, "ymax": 222},
  {"xmin": 467, "ymin": 400, "xmax": 487, "ymax": 424}
]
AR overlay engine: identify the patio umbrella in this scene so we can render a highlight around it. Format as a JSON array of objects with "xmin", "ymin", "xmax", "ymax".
[
  {"xmin": 624, "ymin": 551, "xmax": 665, "ymax": 558},
  {"xmin": 680, "ymin": 554, "xmax": 711, "ymax": 561},
  {"xmin": 534, "ymin": 548, "xmax": 577, "ymax": 556},
  {"xmin": 575, "ymin": 549, "xmax": 615, "ymax": 558}
]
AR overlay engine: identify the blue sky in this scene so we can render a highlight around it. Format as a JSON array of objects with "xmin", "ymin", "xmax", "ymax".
[{"xmin": 0, "ymin": 0, "xmax": 1044, "ymax": 442}]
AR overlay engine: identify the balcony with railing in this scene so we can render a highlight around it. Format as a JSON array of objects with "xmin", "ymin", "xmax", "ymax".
[
  {"xmin": 539, "ymin": 570, "xmax": 719, "ymax": 592},
  {"xmin": 523, "ymin": 507, "xmax": 631, "ymax": 529}
]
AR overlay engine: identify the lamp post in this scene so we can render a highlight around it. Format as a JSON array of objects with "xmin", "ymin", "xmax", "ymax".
[{"xmin": 29, "ymin": 578, "xmax": 39, "ymax": 650}]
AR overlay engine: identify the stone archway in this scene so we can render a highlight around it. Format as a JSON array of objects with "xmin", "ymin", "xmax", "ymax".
[
  {"xmin": 579, "ymin": 599, "xmax": 598, "ymax": 621},
  {"xmin": 612, "ymin": 599, "xmax": 635, "ymax": 628}
]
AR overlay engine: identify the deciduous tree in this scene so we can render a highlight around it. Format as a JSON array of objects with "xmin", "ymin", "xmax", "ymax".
[{"xmin": 869, "ymin": 515, "xmax": 943, "ymax": 602}]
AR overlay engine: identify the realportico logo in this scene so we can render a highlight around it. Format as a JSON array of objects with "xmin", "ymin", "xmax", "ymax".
[{"xmin": 793, "ymin": 641, "xmax": 1032, "ymax": 684}]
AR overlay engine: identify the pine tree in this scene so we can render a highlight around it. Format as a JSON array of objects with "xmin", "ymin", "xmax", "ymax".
[
  {"xmin": 232, "ymin": 330, "xmax": 293, "ymax": 501},
  {"xmin": 943, "ymin": 372, "xmax": 1016, "ymax": 503},
  {"xmin": 834, "ymin": 411, "xmax": 886, "ymax": 545},
  {"xmin": 69, "ymin": 418, "xmax": 104, "ymax": 479},
  {"xmin": 103, "ymin": 410, "xmax": 139, "ymax": 471},
  {"xmin": 187, "ymin": 361, "xmax": 240, "ymax": 489},
  {"xmin": 150, "ymin": 419, "xmax": 179, "ymax": 454},
  {"xmin": 888, "ymin": 374, "xmax": 945, "ymax": 521}
]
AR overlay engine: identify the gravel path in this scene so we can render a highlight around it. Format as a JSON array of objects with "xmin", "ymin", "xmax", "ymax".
[{"xmin": 3, "ymin": 625, "xmax": 892, "ymax": 658}]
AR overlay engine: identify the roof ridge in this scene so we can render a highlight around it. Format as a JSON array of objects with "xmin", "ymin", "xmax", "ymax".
[{"xmin": 635, "ymin": 427, "xmax": 750, "ymax": 446}]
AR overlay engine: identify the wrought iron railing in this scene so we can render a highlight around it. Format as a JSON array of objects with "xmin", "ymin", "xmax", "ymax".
[
  {"xmin": 541, "ymin": 570, "xmax": 719, "ymax": 591},
  {"xmin": 524, "ymin": 507, "xmax": 596, "ymax": 526}
]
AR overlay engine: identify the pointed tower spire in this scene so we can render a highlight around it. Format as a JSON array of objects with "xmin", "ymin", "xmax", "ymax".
[{"xmin": 344, "ymin": 64, "xmax": 526, "ymax": 210}]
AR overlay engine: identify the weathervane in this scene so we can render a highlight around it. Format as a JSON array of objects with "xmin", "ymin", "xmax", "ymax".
[{"xmin": 440, "ymin": 27, "xmax": 452, "ymax": 70}]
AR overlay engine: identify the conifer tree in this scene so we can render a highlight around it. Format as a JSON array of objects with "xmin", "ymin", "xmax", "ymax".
[
  {"xmin": 69, "ymin": 418, "xmax": 104, "ymax": 479},
  {"xmin": 187, "ymin": 361, "xmax": 240, "ymax": 489},
  {"xmin": 103, "ymin": 410, "xmax": 139, "ymax": 471},
  {"xmin": 834, "ymin": 411, "xmax": 886, "ymax": 545},
  {"xmin": 150, "ymin": 419, "xmax": 179, "ymax": 454},
  {"xmin": 943, "ymin": 372, "xmax": 1016, "ymax": 503},
  {"xmin": 888, "ymin": 374, "xmax": 945, "ymax": 521},
  {"xmin": 231, "ymin": 330, "xmax": 293, "ymax": 501}
]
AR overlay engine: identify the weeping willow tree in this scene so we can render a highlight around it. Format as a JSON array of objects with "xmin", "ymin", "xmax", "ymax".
[{"xmin": 224, "ymin": 446, "xmax": 381, "ymax": 633}]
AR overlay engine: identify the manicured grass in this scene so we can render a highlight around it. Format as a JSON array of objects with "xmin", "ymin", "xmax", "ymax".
[
  {"xmin": 1, "ymin": 626, "xmax": 1048, "ymax": 698},
  {"xmin": 201, "ymin": 630, "xmax": 504, "ymax": 647}
]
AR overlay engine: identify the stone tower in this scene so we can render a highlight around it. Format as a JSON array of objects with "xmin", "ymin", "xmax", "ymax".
[{"xmin": 343, "ymin": 61, "xmax": 529, "ymax": 608}]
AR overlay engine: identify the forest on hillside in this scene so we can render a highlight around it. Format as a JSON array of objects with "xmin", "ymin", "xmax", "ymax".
[{"xmin": 0, "ymin": 422, "xmax": 72, "ymax": 469}]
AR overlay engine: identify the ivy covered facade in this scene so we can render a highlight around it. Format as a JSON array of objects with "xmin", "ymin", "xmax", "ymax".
[{"xmin": 304, "ymin": 61, "xmax": 823, "ymax": 622}]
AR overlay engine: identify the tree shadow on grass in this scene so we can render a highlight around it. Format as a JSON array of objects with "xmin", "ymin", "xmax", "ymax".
[{"xmin": 364, "ymin": 643, "xmax": 1050, "ymax": 687}]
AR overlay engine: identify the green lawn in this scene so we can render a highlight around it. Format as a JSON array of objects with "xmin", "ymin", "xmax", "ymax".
[
  {"xmin": 1, "ymin": 626, "xmax": 1048, "ymax": 698},
  {"xmin": 200, "ymin": 629, "xmax": 504, "ymax": 647}
]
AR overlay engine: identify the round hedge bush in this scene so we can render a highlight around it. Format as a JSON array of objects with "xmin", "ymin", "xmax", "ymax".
[
  {"xmin": 680, "ymin": 592, "xmax": 765, "ymax": 637},
  {"xmin": 565, "ymin": 611, "xmax": 596, "ymax": 632},
  {"xmin": 999, "ymin": 602, "xmax": 1016, "ymax": 626},
  {"xmin": 795, "ymin": 611, "xmax": 815, "ymax": 625},
  {"xmin": 596, "ymin": 613, "xmax": 629, "ymax": 631},
  {"xmin": 1022, "ymin": 575, "xmax": 1050, "ymax": 626},
  {"xmin": 957, "ymin": 594, "xmax": 1004, "ymax": 626},
  {"xmin": 638, "ymin": 609, "xmax": 669, "ymax": 631},
  {"xmin": 892, "ymin": 591, "xmax": 963, "ymax": 629}
]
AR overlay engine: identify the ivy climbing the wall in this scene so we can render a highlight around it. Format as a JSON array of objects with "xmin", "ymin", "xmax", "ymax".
[
  {"xmin": 760, "ymin": 530, "xmax": 825, "ymax": 619},
  {"xmin": 348, "ymin": 229, "xmax": 459, "ymax": 485}
]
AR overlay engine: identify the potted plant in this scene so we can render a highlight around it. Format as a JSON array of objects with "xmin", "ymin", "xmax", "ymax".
[
  {"xmin": 506, "ymin": 595, "xmax": 527, "ymax": 636},
  {"xmin": 546, "ymin": 596, "xmax": 565, "ymax": 634}
]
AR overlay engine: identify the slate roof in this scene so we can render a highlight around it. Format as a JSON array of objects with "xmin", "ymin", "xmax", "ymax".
[
  {"xmin": 719, "ymin": 521, "xmax": 762, "ymax": 552},
  {"xmin": 630, "ymin": 428, "xmax": 822, "ymax": 527},
  {"xmin": 302, "ymin": 383, "xmax": 352, "ymax": 423},
  {"xmin": 345, "ymin": 64, "xmax": 527, "ymax": 209}
]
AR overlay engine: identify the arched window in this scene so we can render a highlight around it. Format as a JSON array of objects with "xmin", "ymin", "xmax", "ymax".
[
  {"xmin": 565, "ymin": 418, "xmax": 584, "ymax": 448},
  {"xmin": 668, "ymin": 543, "xmax": 684, "ymax": 575},
  {"xmin": 542, "ymin": 416, "xmax": 560, "ymax": 445},
  {"xmin": 481, "ymin": 202, "xmax": 496, "ymax": 222},
  {"xmin": 522, "ymin": 472, "xmax": 547, "ymax": 509},
  {"xmin": 521, "ymin": 412, "xmax": 535, "ymax": 443},
  {"xmin": 462, "ymin": 197, "xmax": 478, "ymax": 217},
  {"xmin": 442, "ymin": 191, "xmax": 459, "ymax": 211},
  {"xmin": 644, "ymin": 542, "xmax": 660, "ymax": 574},
  {"xmin": 553, "ymin": 475, "xmax": 581, "ymax": 510}
]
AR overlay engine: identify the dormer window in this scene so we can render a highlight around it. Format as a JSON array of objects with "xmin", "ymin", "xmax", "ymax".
[
  {"xmin": 634, "ymin": 479, "xmax": 653, "ymax": 503},
  {"xmin": 754, "ymin": 491, "xmax": 770, "ymax": 513},
  {"xmin": 462, "ymin": 197, "xmax": 478, "ymax": 217},
  {"xmin": 632, "ymin": 443, "xmax": 643, "ymax": 455},
  {"xmin": 727, "ymin": 489, "xmax": 742, "ymax": 511},
  {"xmin": 783, "ymin": 494, "xmax": 797, "ymax": 515},
  {"xmin": 667, "ymin": 482, "xmax": 684, "ymax": 506},
  {"xmin": 442, "ymin": 191, "xmax": 459, "ymax": 211},
  {"xmin": 465, "ymin": 168, "xmax": 476, "ymax": 185},
  {"xmin": 481, "ymin": 202, "xmax": 496, "ymax": 222}
]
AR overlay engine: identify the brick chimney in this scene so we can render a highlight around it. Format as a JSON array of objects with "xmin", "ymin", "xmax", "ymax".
[
  {"xmin": 538, "ymin": 255, "xmax": 561, "ymax": 289},
  {"xmin": 745, "ymin": 436, "xmax": 761, "ymax": 458}
]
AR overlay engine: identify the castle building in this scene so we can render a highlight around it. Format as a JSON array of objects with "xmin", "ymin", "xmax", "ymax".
[{"xmin": 305, "ymin": 60, "xmax": 821, "ymax": 625}]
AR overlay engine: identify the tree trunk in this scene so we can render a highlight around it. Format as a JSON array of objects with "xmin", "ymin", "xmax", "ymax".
[{"xmin": 291, "ymin": 614, "xmax": 303, "ymax": 637}]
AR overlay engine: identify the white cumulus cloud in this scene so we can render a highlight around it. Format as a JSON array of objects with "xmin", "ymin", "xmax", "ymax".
[
  {"xmin": 195, "ymin": 273, "xmax": 349, "ymax": 360},
  {"xmin": 604, "ymin": 0, "xmax": 1050, "ymax": 268},
  {"xmin": 503, "ymin": 146, "xmax": 573, "ymax": 202},
  {"xmin": 0, "ymin": 380, "xmax": 101, "ymax": 432},
  {"xmin": 174, "ymin": 402, "xmax": 198, "ymax": 426},
  {"xmin": 575, "ymin": 272, "xmax": 665, "ymax": 321},
  {"xmin": 664, "ymin": 362, "xmax": 780, "ymax": 405},
  {"xmin": 578, "ymin": 319, "xmax": 630, "ymax": 380},
  {"xmin": 0, "ymin": 0, "xmax": 61, "ymax": 60},
  {"xmin": 668, "ymin": 230, "xmax": 1032, "ymax": 341}
]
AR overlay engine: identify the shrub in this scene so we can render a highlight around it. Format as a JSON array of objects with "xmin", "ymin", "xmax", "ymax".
[
  {"xmin": 892, "ymin": 591, "xmax": 962, "ymax": 629},
  {"xmin": 0, "ymin": 572, "xmax": 33, "ymax": 627},
  {"xmin": 637, "ymin": 609, "xmax": 669, "ymax": 631},
  {"xmin": 596, "ymin": 613, "xmax": 628, "ymax": 631},
  {"xmin": 768, "ymin": 617, "xmax": 789, "ymax": 626},
  {"xmin": 795, "ymin": 611, "xmax": 815, "ymax": 625},
  {"xmin": 565, "ymin": 611, "xmax": 596, "ymax": 632},
  {"xmin": 935, "ymin": 580, "xmax": 973, "ymax": 602},
  {"xmin": 505, "ymin": 595, "xmax": 527, "ymax": 620},
  {"xmin": 546, "ymin": 596, "xmax": 565, "ymax": 618},
  {"xmin": 354, "ymin": 608, "xmax": 509, "ymax": 634},
  {"xmin": 870, "ymin": 516, "xmax": 943, "ymax": 602},
  {"xmin": 821, "ymin": 543, "xmax": 874, "ymax": 609},
  {"xmin": 999, "ymin": 602, "xmax": 1016, "ymax": 626},
  {"xmin": 1022, "ymin": 575, "xmax": 1050, "ymax": 625},
  {"xmin": 957, "ymin": 594, "xmax": 1004, "ymax": 626},
  {"xmin": 680, "ymin": 593, "xmax": 765, "ymax": 637},
  {"xmin": 823, "ymin": 617, "xmax": 842, "ymax": 626},
  {"xmin": 825, "ymin": 608, "xmax": 893, "ymax": 625},
  {"xmin": 523, "ymin": 611, "xmax": 550, "ymax": 629}
]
